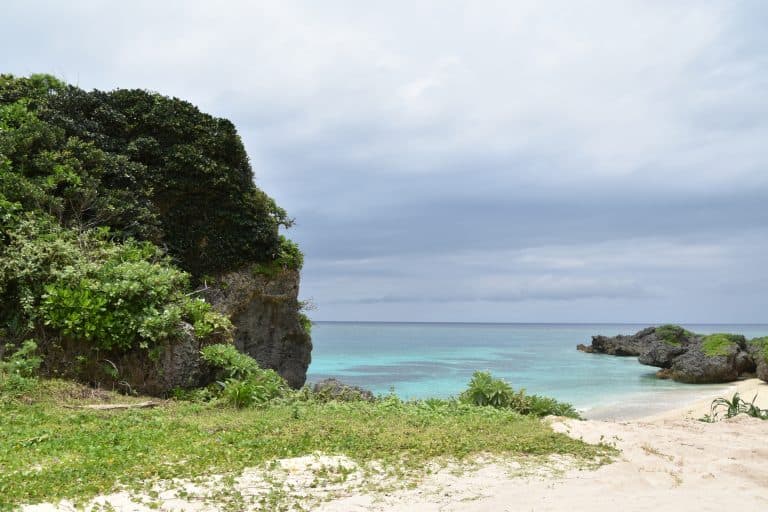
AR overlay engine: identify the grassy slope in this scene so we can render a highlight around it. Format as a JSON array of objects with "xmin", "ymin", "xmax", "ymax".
[{"xmin": 0, "ymin": 381, "xmax": 612, "ymax": 509}]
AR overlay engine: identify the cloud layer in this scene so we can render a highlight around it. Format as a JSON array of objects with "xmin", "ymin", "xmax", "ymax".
[{"xmin": 2, "ymin": 1, "xmax": 766, "ymax": 321}]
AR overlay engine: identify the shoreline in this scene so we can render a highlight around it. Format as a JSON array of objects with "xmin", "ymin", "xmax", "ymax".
[
  {"xmin": 582, "ymin": 378, "xmax": 768, "ymax": 422},
  {"xmin": 640, "ymin": 377, "xmax": 768, "ymax": 422},
  {"xmin": 316, "ymin": 379, "xmax": 768, "ymax": 511}
]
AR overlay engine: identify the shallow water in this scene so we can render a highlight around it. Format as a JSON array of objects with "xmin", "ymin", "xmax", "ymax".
[{"xmin": 307, "ymin": 322, "xmax": 768, "ymax": 416}]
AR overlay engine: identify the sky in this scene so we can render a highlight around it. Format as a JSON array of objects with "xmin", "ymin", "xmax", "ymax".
[{"xmin": 2, "ymin": 1, "xmax": 767, "ymax": 323}]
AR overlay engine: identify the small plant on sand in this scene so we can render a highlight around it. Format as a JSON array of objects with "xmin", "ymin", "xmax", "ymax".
[
  {"xmin": 700, "ymin": 392, "xmax": 768, "ymax": 422},
  {"xmin": 459, "ymin": 371, "xmax": 580, "ymax": 419}
]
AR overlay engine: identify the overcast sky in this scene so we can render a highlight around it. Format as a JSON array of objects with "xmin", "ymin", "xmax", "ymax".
[{"xmin": 2, "ymin": 1, "xmax": 766, "ymax": 323}]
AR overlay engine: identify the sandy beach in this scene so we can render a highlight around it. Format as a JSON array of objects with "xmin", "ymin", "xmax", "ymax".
[
  {"xmin": 22, "ymin": 379, "xmax": 768, "ymax": 512},
  {"xmin": 318, "ymin": 378, "xmax": 768, "ymax": 512}
]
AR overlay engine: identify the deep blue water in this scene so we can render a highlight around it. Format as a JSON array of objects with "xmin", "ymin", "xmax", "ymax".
[{"xmin": 306, "ymin": 322, "xmax": 768, "ymax": 415}]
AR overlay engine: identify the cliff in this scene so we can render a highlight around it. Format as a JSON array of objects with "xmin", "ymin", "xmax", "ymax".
[
  {"xmin": 0, "ymin": 74, "xmax": 311, "ymax": 395},
  {"xmin": 204, "ymin": 268, "xmax": 312, "ymax": 389}
]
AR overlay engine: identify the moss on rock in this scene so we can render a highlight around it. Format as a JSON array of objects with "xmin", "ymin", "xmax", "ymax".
[
  {"xmin": 655, "ymin": 324, "xmax": 693, "ymax": 346},
  {"xmin": 701, "ymin": 333, "xmax": 744, "ymax": 357}
]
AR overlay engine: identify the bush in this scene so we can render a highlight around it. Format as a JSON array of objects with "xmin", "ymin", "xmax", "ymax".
[
  {"xmin": 701, "ymin": 392, "xmax": 768, "ymax": 422},
  {"xmin": 655, "ymin": 324, "xmax": 693, "ymax": 346},
  {"xmin": 200, "ymin": 343, "xmax": 259, "ymax": 380},
  {"xmin": 459, "ymin": 371, "xmax": 580, "ymax": 419},
  {"xmin": 200, "ymin": 343, "xmax": 289, "ymax": 407},
  {"xmin": 1, "ymin": 74, "xmax": 293, "ymax": 277},
  {"xmin": 0, "ymin": 340, "xmax": 41, "ymax": 398},
  {"xmin": 1, "ymin": 203, "xmax": 231, "ymax": 353},
  {"xmin": 219, "ymin": 371, "xmax": 287, "ymax": 408}
]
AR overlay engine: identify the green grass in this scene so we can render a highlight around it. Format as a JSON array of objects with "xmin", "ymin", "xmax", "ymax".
[
  {"xmin": 0, "ymin": 381, "xmax": 613, "ymax": 509},
  {"xmin": 655, "ymin": 324, "xmax": 693, "ymax": 346},
  {"xmin": 701, "ymin": 333, "xmax": 741, "ymax": 357}
]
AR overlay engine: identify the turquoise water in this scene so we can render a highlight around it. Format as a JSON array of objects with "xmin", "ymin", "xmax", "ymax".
[{"xmin": 307, "ymin": 322, "xmax": 768, "ymax": 416}]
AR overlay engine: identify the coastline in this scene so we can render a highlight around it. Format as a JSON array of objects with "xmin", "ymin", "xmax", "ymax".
[
  {"xmin": 583, "ymin": 378, "xmax": 768, "ymax": 422},
  {"xmin": 641, "ymin": 377, "xmax": 768, "ymax": 423}
]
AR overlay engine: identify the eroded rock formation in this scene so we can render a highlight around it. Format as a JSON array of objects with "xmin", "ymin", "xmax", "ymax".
[
  {"xmin": 578, "ymin": 326, "xmax": 765, "ymax": 384},
  {"xmin": 204, "ymin": 268, "xmax": 312, "ymax": 389}
]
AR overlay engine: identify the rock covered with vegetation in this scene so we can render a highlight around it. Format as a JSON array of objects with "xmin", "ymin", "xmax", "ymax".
[
  {"xmin": 748, "ymin": 337, "xmax": 768, "ymax": 382},
  {"xmin": 0, "ymin": 74, "xmax": 310, "ymax": 394},
  {"xmin": 203, "ymin": 265, "xmax": 312, "ymax": 389},
  {"xmin": 578, "ymin": 325, "xmax": 762, "ymax": 384},
  {"xmin": 312, "ymin": 378, "xmax": 375, "ymax": 402}
]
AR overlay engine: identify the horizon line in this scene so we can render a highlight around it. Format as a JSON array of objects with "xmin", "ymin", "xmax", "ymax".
[{"xmin": 311, "ymin": 320, "xmax": 768, "ymax": 326}]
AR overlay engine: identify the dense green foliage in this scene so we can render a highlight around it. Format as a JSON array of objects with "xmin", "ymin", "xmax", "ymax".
[
  {"xmin": 200, "ymin": 343, "xmax": 288, "ymax": 407},
  {"xmin": 701, "ymin": 333, "xmax": 743, "ymax": 357},
  {"xmin": 0, "ymin": 74, "xmax": 299, "ymax": 370},
  {"xmin": 0, "ymin": 340, "xmax": 40, "ymax": 399},
  {"xmin": 0, "ymin": 380, "xmax": 612, "ymax": 509},
  {"xmin": 0, "ymin": 74, "xmax": 292, "ymax": 276},
  {"xmin": 459, "ymin": 371, "xmax": 581, "ymax": 418},
  {"xmin": 655, "ymin": 324, "xmax": 693, "ymax": 346},
  {"xmin": 0, "ymin": 199, "xmax": 231, "ymax": 352}
]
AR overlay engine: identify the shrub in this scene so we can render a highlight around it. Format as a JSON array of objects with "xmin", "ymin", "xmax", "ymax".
[
  {"xmin": 219, "ymin": 371, "xmax": 288, "ymax": 408},
  {"xmin": 1, "ymin": 74, "xmax": 294, "ymax": 277},
  {"xmin": 459, "ymin": 371, "xmax": 580, "ymax": 418},
  {"xmin": 252, "ymin": 236, "xmax": 304, "ymax": 278},
  {"xmin": 0, "ymin": 340, "xmax": 41, "ymax": 398},
  {"xmin": 298, "ymin": 312, "xmax": 312, "ymax": 335},
  {"xmin": 655, "ymin": 324, "xmax": 693, "ymax": 346},
  {"xmin": 37, "ymin": 239, "xmax": 230, "ymax": 351},
  {"xmin": 200, "ymin": 343, "xmax": 259, "ymax": 380},
  {"xmin": 701, "ymin": 392, "xmax": 768, "ymax": 422},
  {"xmin": 184, "ymin": 298, "xmax": 232, "ymax": 341},
  {"xmin": 200, "ymin": 343, "xmax": 289, "ymax": 407},
  {"xmin": 1, "ymin": 204, "xmax": 231, "ymax": 353}
]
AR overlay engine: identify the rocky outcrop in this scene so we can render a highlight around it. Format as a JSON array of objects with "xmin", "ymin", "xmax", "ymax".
[
  {"xmin": 312, "ymin": 378, "xmax": 375, "ymax": 402},
  {"xmin": 748, "ymin": 338, "xmax": 768, "ymax": 382},
  {"xmin": 36, "ymin": 266, "xmax": 312, "ymax": 395},
  {"xmin": 38, "ymin": 323, "xmax": 214, "ymax": 395},
  {"xmin": 204, "ymin": 267, "xmax": 312, "ymax": 389},
  {"xmin": 577, "ymin": 327, "xmax": 655, "ymax": 356},
  {"xmin": 668, "ymin": 341, "xmax": 742, "ymax": 384},
  {"xmin": 578, "ymin": 326, "xmax": 761, "ymax": 384}
]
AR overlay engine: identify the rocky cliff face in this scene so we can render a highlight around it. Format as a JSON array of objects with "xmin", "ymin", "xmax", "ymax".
[
  {"xmin": 37, "ymin": 323, "xmax": 214, "ymax": 396},
  {"xmin": 578, "ymin": 326, "xmax": 762, "ymax": 384},
  {"xmin": 204, "ymin": 268, "xmax": 312, "ymax": 389}
]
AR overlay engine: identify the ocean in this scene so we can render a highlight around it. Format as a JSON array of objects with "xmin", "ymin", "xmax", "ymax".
[{"xmin": 306, "ymin": 322, "xmax": 768, "ymax": 419}]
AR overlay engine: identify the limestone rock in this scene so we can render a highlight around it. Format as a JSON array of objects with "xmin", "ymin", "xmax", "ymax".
[
  {"xmin": 579, "ymin": 326, "xmax": 759, "ymax": 385},
  {"xmin": 312, "ymin": 378, "xmax": 375, "ymax": 401},
  {"xmin": 205, "ymin": 267, "xmax": 312, "ymax": 389},
  {"xmin": 38, "ymin": 322, "xmax": 213, "ymax": 395}
]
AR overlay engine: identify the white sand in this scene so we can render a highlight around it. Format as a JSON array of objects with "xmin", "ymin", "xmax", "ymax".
[
  {"xmin": 23, "ymin": 379, "xmax": 768, "ymax": 511},
  {"xmin": 319, "ymin": 378, "xmax": 768, "ymax": 512}
]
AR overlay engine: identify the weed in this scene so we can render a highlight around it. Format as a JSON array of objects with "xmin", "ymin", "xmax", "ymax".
[{"xmin": 700, "ymin": 392, "xmax": 768, "ymax": 422}]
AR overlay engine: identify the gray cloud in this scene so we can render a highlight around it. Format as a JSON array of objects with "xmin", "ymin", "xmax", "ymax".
[{"xmin": 1, "ymin": 0, "xmax": 767, "ymax": 322}]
